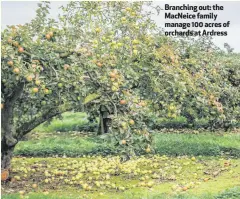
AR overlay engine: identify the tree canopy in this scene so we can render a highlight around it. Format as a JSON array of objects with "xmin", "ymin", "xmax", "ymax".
[{"xmin": 1, "ymin": 1, "xmax": 239, "ymax": 170}]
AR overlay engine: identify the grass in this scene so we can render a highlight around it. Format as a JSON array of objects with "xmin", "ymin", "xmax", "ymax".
[
  {"xmin": 14, "ymin": 131, "xmax": 240, "ymax": 158},
  {"xmin": 34, "ymin": 112, "xmax": 209, "ymax": 133},
  {"xmin": 34, "ymin": 112, "xmax": 97, "ymax": 132},
  {"xmin": 154, "ymin": 133, "xmax": 240, "ymax": 157},
  {"xmin": 15, "ymin": 133, "xmax": 115, "ymax": 157},
  {"xmin": 2, "ymin": 187, "xmax": 240, "ymax": 199},
  {"xmin": 2, "ymin": 156, "xmax": 240, "ymax": 199},
  {"xmin": 4, "ymin": 112, "xmax": 240, "ymax": 199},
  {"xmin": 1, "ymin": 191, "xmax": 237, "ymax": 199},
  {"xmin": 1, "ymin": 193, "xmax": 214, "ymax": 199}
]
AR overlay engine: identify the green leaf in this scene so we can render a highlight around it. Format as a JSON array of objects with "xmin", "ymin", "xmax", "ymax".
[{"xmin": 83, "ymin": 93, "xmax": 101, "ymax": 105}]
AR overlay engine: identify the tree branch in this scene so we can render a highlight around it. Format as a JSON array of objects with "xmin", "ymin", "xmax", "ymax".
[
  {"xmin": 87, "ymin": 71, "xmax": 101, "ymax": 88},
  {"xmin": 16, "ymin": 107, "xmax": 71, "ymax": 138},
  {"xmin": 5, "ymin": 82, "xmax": 24, "ymax": 105}
]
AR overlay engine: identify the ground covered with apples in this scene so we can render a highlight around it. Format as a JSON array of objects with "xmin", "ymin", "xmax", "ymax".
[
  {"xmin": 2, "ymin": 127, "xmax": 240, "ymax": 199},
  {"xmin": 2, "ymin": 156, "xmax": 240, "ymax": 199}
]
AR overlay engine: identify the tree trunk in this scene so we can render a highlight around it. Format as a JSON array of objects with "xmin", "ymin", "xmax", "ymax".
[
  {"xmin": 104, "ymin": 118, "xmax": 111, "ymax": 134},
  {"xmin": 1, "ymin": 102, "xmax": 17, "ymax": 179},
  {"xmin": 1, "ymin": 138, "xmax": 15, "ymax": 171},
  {"xmin": 98, "ymin": 113, "xmax": 105, "ymax": 135},
  {"xmin": 97, "ymin": 105, "xmax": 113, "ymax": 135},
  {"xmin": 98, "ymin": 113, "xmax": 111, "ymax": 135},
  {"xmin": 1, "ymin": 83, "xmax": 23, "ymax": 180}
]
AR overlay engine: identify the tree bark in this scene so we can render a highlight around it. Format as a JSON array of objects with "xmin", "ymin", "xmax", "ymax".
[
  {"xmin": 1, "ymin": 83, "xmax": 24, "ymax": 146},
  {"xmin": 1, "ymin": 83, "xmax": 23, "ymax": 176},
  {"xmin": 1, "ymin": 138, "xmax": 15, "ymax": 171},
  {"xmin": 98, "ymin": 113, "xmax": 105, "ymax": 135},
  {"xmin": 97, "ymin": 105, "xmax": 113, "ymax": 135},
  {"xmin": 1, "ymin": 108, "xmax": 18, "ymax": 147},
  {"xmin": 98, "ymin": 115, "xmax": 112, "ymax": 135},
  {"xmin": 1, "ymin": 104, "xmax": 17, "ymax": 175},
  {"xmin": 1, "ymin": 107, "xmax": 16, "ymax": 181}
]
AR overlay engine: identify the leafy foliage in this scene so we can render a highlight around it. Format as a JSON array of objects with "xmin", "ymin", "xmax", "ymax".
[{"xmin": 1, "ymin": 1, "xmax": 239, "ymax": 160}]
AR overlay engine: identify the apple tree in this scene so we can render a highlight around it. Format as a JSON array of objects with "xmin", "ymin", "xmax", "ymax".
[
  {"xmin": 59, "ymin": 1, "xmax": 160, "ymax": 158},
  {"xmin": 1, "ymin": 2, "xmax": 90, "ymax": 173},
  {"xmin": 133, "ymin": 36, "xmax": 239, "ymax": 130},
  {"xmin": 1, "ymin": 1, "xmax": 161, "ymax": 174},
  {"xmin": 171, "ymin": 38, "xmax": 240, "ymax": 129}
]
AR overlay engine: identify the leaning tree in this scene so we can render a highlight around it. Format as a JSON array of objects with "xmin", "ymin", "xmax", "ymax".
[
  {"xmin": 1, "ymin": 1, "xmax": 161, "ymax": 175},
  {"xmin": 1, "ymin": 3, "xmax": 85, "ymax": 172}
]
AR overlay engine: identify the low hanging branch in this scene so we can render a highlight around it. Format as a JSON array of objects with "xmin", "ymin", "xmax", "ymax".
[{"xmin": 16, "ymin": 106, "xmax": 73, "ymax": 138}]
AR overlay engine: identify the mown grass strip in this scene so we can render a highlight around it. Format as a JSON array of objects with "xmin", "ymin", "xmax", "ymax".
[
  {"xmin": 2, "ymin": 186, "xmax": 240, "ymax": 199},
  {"xmin": 14, "ymin": 133, "xmax": 240, "ymax": 158}
]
